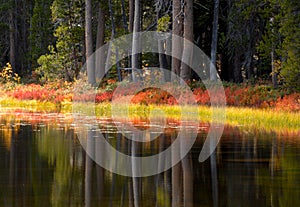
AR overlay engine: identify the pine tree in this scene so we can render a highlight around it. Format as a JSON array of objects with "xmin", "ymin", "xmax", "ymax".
[
  {"xmin": 279, "ymin": 0, "xmax": 300, "ymax": 91},
  {"xmin": 37, "ymin": 0, "xmax": 85, "ymax": 81},
  {"xmin": 30, "ymin": 0, "xmax": 54, "ymax": 68}
]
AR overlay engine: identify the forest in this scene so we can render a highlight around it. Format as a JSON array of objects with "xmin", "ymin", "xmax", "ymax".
[
  {"xmin": 0, "ymin": 2, "xmax": 300, "ymax": 206},
  {"xmin": 0, "ymin": 0, "xmax": 299, "ymax": 100}
]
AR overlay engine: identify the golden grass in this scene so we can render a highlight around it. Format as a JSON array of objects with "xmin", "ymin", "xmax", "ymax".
[
  {"xmin": 0, "ymin": 97, "xmax": 58, "ymax": 112},
  {"xmin": 1, "ymin": 98, "xmax": 299, "ymax": 133}
]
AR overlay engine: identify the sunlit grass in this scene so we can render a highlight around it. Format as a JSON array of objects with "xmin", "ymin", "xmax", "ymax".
[
  {"xmin": 0, "ymin": 97, "xmax": 58, "ymax": 112},
  {"xmin": 78, "ymin": 102, "xmax": 299, "ymax": 132},
  {"xmin": 1, "ymin": 98, "xmax": 299, "ymax": 133},
  {"xmin": 224, "ymin": 107, "xmax": 299, "ymax": 132}
]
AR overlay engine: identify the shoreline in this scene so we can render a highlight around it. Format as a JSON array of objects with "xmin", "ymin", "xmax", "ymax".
[{"xmin": 1, "ymin": 98, "xmax": 299, "ymax": 133}]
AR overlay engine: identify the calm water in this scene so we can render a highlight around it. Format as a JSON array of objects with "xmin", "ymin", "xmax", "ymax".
[{"xmin": 0, "ymin": 110, "xmax": 300, "ymax": 207}]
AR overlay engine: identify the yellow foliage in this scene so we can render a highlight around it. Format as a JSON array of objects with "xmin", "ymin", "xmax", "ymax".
[{"xmin": 0, "ymin": 63, "xmax": 20, "ymax": 84}]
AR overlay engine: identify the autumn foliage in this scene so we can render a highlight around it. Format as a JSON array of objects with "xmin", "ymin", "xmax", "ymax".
[{"xmin": 1, "ymin": 80, "xmax": 299, "ymax": 112}]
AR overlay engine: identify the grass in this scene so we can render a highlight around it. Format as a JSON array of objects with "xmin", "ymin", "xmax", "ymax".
[
  {"xmin": 224, "ymin": 107, "xmax": 299, "ymax": 132},
  {"xmin": 75, "ymin": 102, "xmax": 299, "ymax": 133},
  {"xmin": 0, "ymin": 97, "xmax": 58, "ymax": 112},
  {"xmin": 1, "ymin": 98, "xmax": 299, "ymax": 133}
]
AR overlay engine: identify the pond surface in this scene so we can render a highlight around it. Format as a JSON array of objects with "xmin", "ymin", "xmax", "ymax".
[{"xmin": 0, "ymin": 110, "xmax": 300, "ymax": 207}]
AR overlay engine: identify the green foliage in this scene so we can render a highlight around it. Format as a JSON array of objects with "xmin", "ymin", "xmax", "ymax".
[
  {"xmin": 279, "ymin": 0, "xmax": 300, "ymax": 91},
  {"xmin": 36, "ymin": 0, "xmax": 84, "ymax": 82},
  {"xmin": 36, "ymin": 46, "xmax": 63, "ymax": 81},
  {"xmin": 29, "ymin": 0, "xmax": 54, "ymax": 68},
  {"xmin": 157, "ymin": 15, "xmax": 171, "ymax": 32},
  {"xmin": 226, "ymin": 0, "xmax": 264, "ymax": 59},
  {"xmin": 258, "ymin": 0, "xmax": 300, "ymax": 91}
]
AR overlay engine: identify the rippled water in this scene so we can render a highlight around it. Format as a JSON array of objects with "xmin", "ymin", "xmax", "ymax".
[{"xmin": 0, "ymin": 110, "xmax": 299, "ymax": 206}]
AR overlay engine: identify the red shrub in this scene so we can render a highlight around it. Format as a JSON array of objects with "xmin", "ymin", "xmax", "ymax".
[
  {"xmin": 95, "ymin": 91, "xmax": 113, "ymax": 103},
  {"xmin": 275, "ymin": 93, "xmax": 300, "ymax": 112}
]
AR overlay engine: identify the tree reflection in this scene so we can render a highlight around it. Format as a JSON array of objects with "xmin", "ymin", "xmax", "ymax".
[{"xmin": 1, "ymin": 113, "xmax": 300, "ymax": 207}]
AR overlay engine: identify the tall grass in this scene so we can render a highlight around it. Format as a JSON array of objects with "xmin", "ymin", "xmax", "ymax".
[
  {"xmin": 0, "ymin": 97, "xmax": 58, "ymax": 112},
  {"xmin": 91, "ymin": 103, "xmax": 299, "ymax": 132},
  {"xmin": 1, "ymin": 98, "xmax": 299, "ymax": 132}
]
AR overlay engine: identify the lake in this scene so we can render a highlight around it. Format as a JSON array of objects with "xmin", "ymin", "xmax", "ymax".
[{"xmin": 0, "ymin": 109, "xmax": 300, "ymax": 207}]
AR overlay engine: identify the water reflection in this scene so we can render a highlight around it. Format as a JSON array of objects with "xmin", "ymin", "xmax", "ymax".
[{"xmin": 0, "ymin": 111, "xmax": 300, "ymax": 206}]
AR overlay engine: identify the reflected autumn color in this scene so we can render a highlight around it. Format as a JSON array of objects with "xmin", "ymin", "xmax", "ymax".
[{"xmin": 0, "ymin": 110, "xmax": 300, "ymax": 206}]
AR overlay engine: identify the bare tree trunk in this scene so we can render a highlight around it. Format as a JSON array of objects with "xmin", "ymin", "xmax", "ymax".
[
  {"xmin": 20, "ymin": 0, "xmax": 27, "ymax": 72},
  {"xmin": 9, "ymin": 2, "xmax": 16, "ymax": 71},
  {"xmin": 156, "ymin": 4, "xmax": 169, "ymax": 81},
  {"xmin": 233, "ymin": 53, "xmax": 242, "ymax": 83},
  {"xmin": 210, "ymin": 0, "xmax": 220, "ymax": 82},
  {"xmin": 132, "ymin": 0, "xmax": 141, "ymax": 81},
  {"xmin": 122, "ymin": 0, "xmax": 129, "ymax": 33},
  {"xmin": 244, "ymin": 28, "xmax": 253, "ymax": 81},
  {"xmin": 172, "ymin": 0, "xmax": 183, "ymax": 82},
  {"xmin": 96, "ymin": 3, "xmax": 105, "ymax": 52},
  {"xmin": 271, "ymin": 50, "xmax": 278, "ymax": 88},
  {"xmin": 129, "ymin": 0, "xmax": 134, "ymax": 33},
  {"xmin": 108, "ymin": 0, "xmax": 122, "ymax": 81},
  {"xmin": 245, "ymin": 50, "xmax": 253, "ymax": 81},
  {"xmin": 158, "ymin": 41, "xmax": 169, "ymax": 81},
  {"xmin": 95, "ymin": 2, "xmax": 105, "ymax": 79},
  {"xmin": 180, "ymin": 0, "xmax": 193, "ymax": 83},
  {"xmin": 85, "ymin": 0, "xmax": 95, "ymax": 85}
]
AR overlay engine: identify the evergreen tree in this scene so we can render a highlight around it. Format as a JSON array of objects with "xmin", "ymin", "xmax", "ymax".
[
  {"xmin": 37, "ymin": 0, "xmax": 85, "ymax": 81},
  {"xmin": 258, "ymin": 0, "xmax": 282, "ymax": 88},
  {"xmin": 226, "ymin": 0, "xmax": 265, "ymax": 83},
  {"xmin": 279, "ymin": 0, "xmax": 300, "ymax": 91},
  {"xmin": 30, "ymin": 0, "xmax": 54, "ymax": 68}
]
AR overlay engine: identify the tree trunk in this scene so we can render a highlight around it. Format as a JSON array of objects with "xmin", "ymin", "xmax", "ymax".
[
  {"xmin": 95, "ymin": 2, "xmax": 105, "ymax": 79},
  {"xmin": 129, "ymin": 0, "xmax": 134, "ymax": 33},
  {"xmin": 245, "ymin": 50, "xmax": 253, "ymax": 80},
  {"xmin": 244, "ymin": 28, "xmax": 253, "ymax": 81},
  {"xmin": 132, "ymin": 0, "xmax": 141, "ymax": 81},
  {"xmin": 156, "ymin": 4, "xmax": 169, "ymax": 81},
  {"xmin": 210, "ymin": 0, "xmax": 220, "ymax": 82},
  {"xmin": 233, "ymin": 52, "xmax": 242, "ymax": 83},
  {"xmin": 9, "ymin": 2, "xmax": 16, "ymax": 71},
  {"xmin": 96, "ymin": 4, "xmax": 105, "ymax": 51},
  {"xmin": 108, "ymin": 0, "xmax": 122, "ymax": 81},
  {"xmin": 271, "ymin": 50, "xmax": 278, "ymax": 88},
  {"xmin": 122, "ymin": 0, "xmax": 129, "ymax": 33},
  {"xmin": 171, "ymin": 0, "xmax": 183, "ymax": 82},
  {"xmin": 180, "ymin": 0, "xmax": 193, "ymax": 83},
  {"xmin": 158, "ymin": 40, "xmax": 169, "ymax": 81},
  {"xmin": 85, "ymin": 0, "xmax": 95, "ymax": 85},
  {"xmin": 220, "ymin": 53, "xmax": 230, "ymax": 81}
]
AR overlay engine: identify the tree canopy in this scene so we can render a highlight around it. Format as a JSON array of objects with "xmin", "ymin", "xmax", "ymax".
[{"xmin": 0, "ymin": 0, "xmax": 299, "ymax": 91}]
